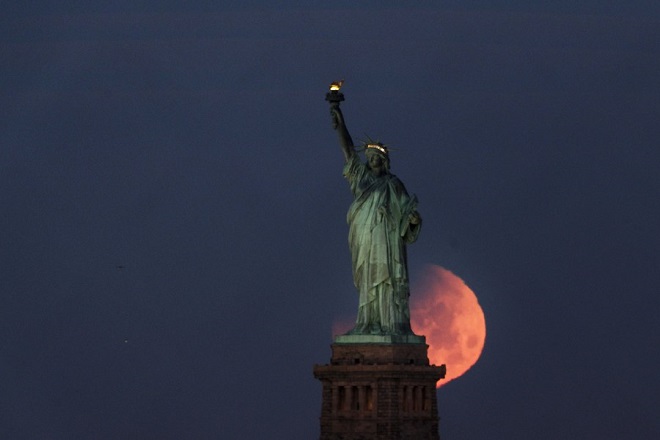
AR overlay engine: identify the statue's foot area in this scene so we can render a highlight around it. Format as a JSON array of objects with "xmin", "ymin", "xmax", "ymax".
[
  {"xmin": 345, "ymin": 324, "xmax": 380, "ymax": 335},
  {"xmin": 345, "ymin": 326, "xmax": 364, "ymax": 335},
  {"xmin": 345, "ymin": 323, "xmax": 415, "ymax": 336}
]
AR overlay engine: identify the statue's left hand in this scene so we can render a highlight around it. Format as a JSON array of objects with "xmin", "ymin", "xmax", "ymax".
[{"xmin": 409, "ymin": 212, "xmax": 421, "ymax": 225}]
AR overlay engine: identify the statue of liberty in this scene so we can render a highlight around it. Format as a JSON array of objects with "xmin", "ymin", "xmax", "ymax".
[{"xmin": 329, "ymin": 91, "xmax": 422, "ymax": 336}]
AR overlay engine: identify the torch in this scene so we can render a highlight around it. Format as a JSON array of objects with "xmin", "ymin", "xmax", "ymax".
[{"xmin": 325, "ymin": 80, "xmax": 345, "ymax": 107}]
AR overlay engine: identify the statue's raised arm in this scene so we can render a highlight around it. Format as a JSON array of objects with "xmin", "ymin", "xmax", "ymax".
[
  {"xmin": 326, "ymin": 80, "xmax": 355, "ymax": 162},
  {"xmin": 330, "ymin": 105, "xmax": 355, "ymax": 162}
]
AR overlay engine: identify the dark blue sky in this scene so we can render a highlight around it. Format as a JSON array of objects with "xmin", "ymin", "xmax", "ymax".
[{"xmin": 2, "ymin": 2, "xmax": 659, "ymax": 439}]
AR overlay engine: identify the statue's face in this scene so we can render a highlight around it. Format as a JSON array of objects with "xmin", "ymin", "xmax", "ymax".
[{"xmin": 367, "ymin": 151, "xmax": 385, "ymax": 169}]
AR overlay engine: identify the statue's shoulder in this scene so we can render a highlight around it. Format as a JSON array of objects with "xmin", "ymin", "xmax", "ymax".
[
  {"xmin": 387, "ymin": 173, "xmax": 402, "ymax": 184},
  {"xmin": 386, "ymin": 174, "xmax": 410, "ymax": 196},
  {"xmin": 344, "ymin": 154, "xmax": 368, "ymax": 183}
]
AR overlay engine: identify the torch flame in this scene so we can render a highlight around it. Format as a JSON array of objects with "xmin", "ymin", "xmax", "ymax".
[{"xmin": 329, "ymin": 80, "xmax": 344, "ymax": 91}]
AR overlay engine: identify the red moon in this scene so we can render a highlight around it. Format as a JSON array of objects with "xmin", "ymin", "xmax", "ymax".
[{"xmin": 410, "ymin": 265, "xmax": 486, "ymax": 387}]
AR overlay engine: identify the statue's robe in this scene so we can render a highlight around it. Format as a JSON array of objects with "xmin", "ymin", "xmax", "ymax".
[{"xmin": 344, "ymin": 154, "xmax": 421, "ymax": 335}]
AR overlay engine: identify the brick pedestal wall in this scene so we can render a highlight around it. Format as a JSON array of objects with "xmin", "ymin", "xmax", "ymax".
[{"xmin": 314, "ymin": 343, "xmax": 446, "ymax": 440}]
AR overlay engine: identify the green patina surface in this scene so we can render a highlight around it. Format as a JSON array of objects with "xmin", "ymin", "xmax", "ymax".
[{"xmin": 330, "ymin": 93, "xmax": 423, "ymax": 341}]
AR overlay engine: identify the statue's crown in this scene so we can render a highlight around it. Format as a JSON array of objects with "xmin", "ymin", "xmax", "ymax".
[{"xmin": 366, "ymin": 143, "xmax": 388, "ymax": 155}]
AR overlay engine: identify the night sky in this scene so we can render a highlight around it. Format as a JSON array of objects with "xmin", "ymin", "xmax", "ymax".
[{"xmin": 2, "ymin": 2, "xmax": 659, "ymax": 439}]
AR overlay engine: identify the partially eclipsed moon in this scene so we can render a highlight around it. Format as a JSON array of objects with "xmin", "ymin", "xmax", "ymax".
[{"xmin": 410, "ymin": 265, "xmax": 486, "ymax": 387}]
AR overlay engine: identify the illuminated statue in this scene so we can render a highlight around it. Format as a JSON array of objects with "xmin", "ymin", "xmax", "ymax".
[{"xmin": 328, "ymin": 83, "xmax": 421, "ymax": 336}]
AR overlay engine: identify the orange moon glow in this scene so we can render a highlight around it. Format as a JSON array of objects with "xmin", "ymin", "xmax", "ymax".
[{"xmin": 410, "ymin": 265, "xmax": 486, "ymax": 387}]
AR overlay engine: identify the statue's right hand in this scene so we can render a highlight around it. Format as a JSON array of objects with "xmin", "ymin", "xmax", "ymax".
[{"xmin": 330, "ymin": 107, "xmax": 343, "ymax": 130}]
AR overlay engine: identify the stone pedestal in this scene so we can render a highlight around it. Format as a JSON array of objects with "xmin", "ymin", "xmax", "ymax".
[{"xmin": 314, "ymin": 339, "xmax": 446, "ymax": 440}]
